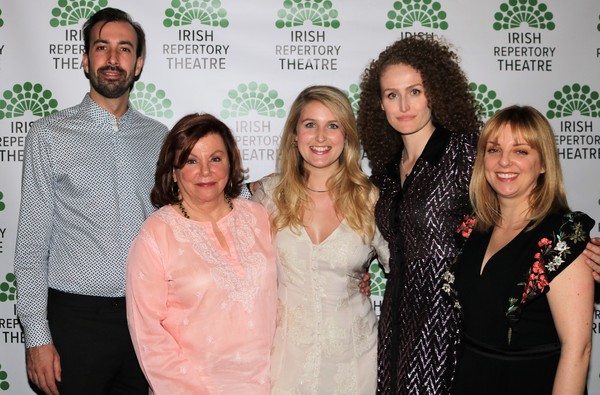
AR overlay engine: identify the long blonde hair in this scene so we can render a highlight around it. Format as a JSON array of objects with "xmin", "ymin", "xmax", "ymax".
[
  {"xmin": 273, "ymin": 85, "xmax": 377, "ymax": 240},
  {"xmin": 470, "ymin": 105, "xmax": 569, "ymax": 231}
]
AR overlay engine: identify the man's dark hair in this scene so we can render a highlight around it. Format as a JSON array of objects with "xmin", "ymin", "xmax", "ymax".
[{"xmin": 82, "ymin": 7, "xmax": 146, "ymax": 59}]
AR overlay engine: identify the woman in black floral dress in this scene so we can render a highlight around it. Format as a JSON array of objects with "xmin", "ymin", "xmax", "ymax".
[{"xmin": 444, "ymin": 106, "xmax": 594, "ymax": 394}]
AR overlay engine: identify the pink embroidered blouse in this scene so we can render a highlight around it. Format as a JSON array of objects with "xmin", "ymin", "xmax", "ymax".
[{"xmin": 126, "ymin": 199, "xmax": 277, "ymax": 394}]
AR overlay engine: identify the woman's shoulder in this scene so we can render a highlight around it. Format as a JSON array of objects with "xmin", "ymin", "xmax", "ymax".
[
  {"xmin": 233, "ymin": 197, "xmax": 272, "ymax": 222},
  {"xmin": 530, "ymin": 211, "xmax": 595, "ymax": 271},
  {"xmin": 132, "ymin": 206, "xmax": 179, "ymax": 246},
  {"xmin": 540, "ymin": 211, "xmax": 595, "ymax": 233},
  {"xmin": 233, "ymin": 197, "xmax": 267, "ymax": 213},
  {"xmin": 144, "ymin": 205, "xmax": 176, "ymax": 226},
  {"xmin": 370, "ymin": 158, "xmax": 401, "ymax": 190},
  {"xmin": 448, "ymin": 129, "xmax": 479, "ymax": 154},
  {"xmin": 443, "ymin": 130, "xmax": 478, "ymax": 174}
]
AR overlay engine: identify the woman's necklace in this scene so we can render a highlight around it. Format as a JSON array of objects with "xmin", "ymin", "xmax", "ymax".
[
  {"xmin": 177, "ymin": 196, "xmax": 233, "ymax": 219},
  {"xmin": 400, "ymin": 150, "xmax": 411, "ymax": 178},
  {"xmin": 305, "ymin": 185, "xmax": 328, "ymax": 193},
  {"xmin": 177, "ymin": 201, "xmax": 190, "ymax": 218}
]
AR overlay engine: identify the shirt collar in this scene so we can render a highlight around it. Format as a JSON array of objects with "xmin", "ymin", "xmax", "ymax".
[
  {"xmin": 387, "ymin": 126, "xmax": 451, "ymax": 179},
  {"xmin": 82, "ymin": 93, "xmax": 135, "ymax": 127},
  {"xmin": 414, "ymin": 125, "xmax": 451, "ymax": 166}
]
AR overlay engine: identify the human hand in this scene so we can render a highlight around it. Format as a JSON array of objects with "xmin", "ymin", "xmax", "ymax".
[
  {"xmin": 359, "ymin": 273, "xmax": 371, "ymax": 297},
  {"xmin": 248, "ymin": 181, "xmax": 261, "ymax": 195},
  {"xmin": 584, "ymin": 237, "xmax": 600, "ymax": 283},
  {"xmin": 26, "ymin": 344, "xmax": 61, "ymax": 395}
]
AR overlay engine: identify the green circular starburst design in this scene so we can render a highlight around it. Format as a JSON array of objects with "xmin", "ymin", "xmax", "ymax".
[
  {"xmin": 469, "ymin": 82, "xmax": 503, "ymax": 118},
  {"xmin": 0, "ymin": 9, "xmax": 4, "ymax": 29},
  {"xmin": 546, "ymin": 84, "xmax": 600, "ymax": 119},
  {"xmin": 49, "ymin": 0, "xmax": 108, "ymax": 27},
  {"xmin": 386, "ymin": 0, "xmax": 448, "ymax": 30},
  {"xmin": 0, "ymin": 365, "xmax": 9, "ymax": 391},
  {"xmin": 276, "ymin": 0, "xmax": 340, "ymax": 29},
  {"xmin": 0, "ymin": 82, "xmax": 59, "ymax": 120},
  {"xmin": 130, "ymin": 82, "xmax": 174, "ymax": 119},
  {"xmin": 0, "ymin": 191, "xmax": 5, "ymax": 211},
  {"xmin": 493, "ymin": 0, "xmax": 555, "ymax": 31},
  {"xmin": 368, "ymin": 262, "xmax": 387, "ymax": 297},
  {"xmin": 221, "ymin": 82, "xmax": 286, "ymax": 119},
  {"xmin": 343, "ymin": 84, "xmax": 361, "ymax": 117},
  {"xmin": 0, "ymin": 273, "xmax": 16, "ymax": 303},
  {"xmin": 597, "ymin": 14, "xmax": 600, "ymax": 32},
  {"xmin": 164, "ymin": 0, "xmax": 229, "ymax": 28}
]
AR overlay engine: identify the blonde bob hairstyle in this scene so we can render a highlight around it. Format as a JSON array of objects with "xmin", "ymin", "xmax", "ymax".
[
  {"xmin": 470, "ymin": 105, "xmax": 569, "ymax": 231},
  {"xmin": 272, "ymin": 85, "xmax": 377, "ymax": 241}
]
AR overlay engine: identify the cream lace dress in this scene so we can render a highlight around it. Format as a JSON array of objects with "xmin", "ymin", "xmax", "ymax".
[{"xmin": 253, "ymin": 175, "xmax": 389, "ymax": 395}]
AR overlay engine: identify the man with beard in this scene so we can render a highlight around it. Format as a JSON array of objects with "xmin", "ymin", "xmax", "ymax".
[{"xmin": 14, "ymin": 8, "xmax": 168, "ymax": 395}]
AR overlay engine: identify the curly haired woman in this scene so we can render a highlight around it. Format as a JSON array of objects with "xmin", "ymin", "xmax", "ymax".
[{"xmin": 357, "ymin": 35, "xmax": 481, "ymax": 394}]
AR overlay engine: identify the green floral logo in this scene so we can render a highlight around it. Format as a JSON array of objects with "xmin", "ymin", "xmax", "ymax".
[
  {"xmin": 546, "ymin": 84, "xmax": 600, "ymax": 119},
  {"xmin": 50, "ymin": 0, "xmax": 108, "ymax": 27},
  {"xmin": 276, "ymin": 0, "xmax": 340, "ymax": 29},
  {"xmin": 0, "ymin": 83, "xmax": 59, "ymax": 120},
  {"xmin": 597, "ymin": 14, "xmax": 600, "ymax": 32},
  {"xmin": 343, "ymin": 83, "xmax": 361, "ymax": 117},
  {"xmin": 130, "ymin": 82, "xmax": 174, "ymax": 119},
  {"xmin": 220, "ymin": 82, "xmax": 286, "ymax": 119},
  {"xmin": 0, "ymin": 192, "xmax": 5, "ymax": 211},
  {"xmin": 493, "ymin": 0, "xmax": 555, "ymax": 31},
  {"xmin": 470, "ymin": 83, "xmax": 503, "ymax": 118},
  {"xmin": 0, "ymin": 273, "xmax": 16, "ymax": 303},
  {"xmin": 368, "ymin": 262, "xmax": 387, "ymax": 297},
  {"xmin": 163, "ymin": 0, "xmax": 229, "ymax": 28},
  {"xmin": 0, "ymin": 365, "xmax": 9, "ymax": 391},
  {"xmin": 386, "ymin": 0, "xmax": 448, "ymax": 31},
  {"xmin": 0, "ymin": 9, "xmax": 4, "ymax": 29}
]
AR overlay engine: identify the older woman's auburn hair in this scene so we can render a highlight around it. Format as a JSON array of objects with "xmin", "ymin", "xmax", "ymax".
[
  {"xmin": 151, "ymin": 113, "xmax": 245, "ymax": 208},
  {"xmin": 273, "ymin": 85, "xmax": 378, "ymax": 241},
  {"xmin": 357, "ymin": 35, "xmax": 482, "ymax": 175},
  {"xmin": 470, "ymin": 105, "xmax": 570, "ymax": 231}
]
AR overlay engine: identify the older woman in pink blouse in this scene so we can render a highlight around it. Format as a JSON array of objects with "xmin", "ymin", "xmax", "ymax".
[{"xmin": 126, "ymin": 113, "xmax": 277, "ymax": 394}]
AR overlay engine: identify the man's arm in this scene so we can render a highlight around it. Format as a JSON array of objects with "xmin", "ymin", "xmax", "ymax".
[{"xmin": 14, "ymin": 122, "xmax": 61, "ymax": 394}]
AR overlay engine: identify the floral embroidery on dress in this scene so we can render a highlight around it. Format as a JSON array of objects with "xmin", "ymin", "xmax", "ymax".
[
  {"xmin": 505, "ymin": 213, "xmax": 586, "ymax": 327},
  {"xmin": 441, "ymin": 214, "xmax": 476, "ymax": 310},
  {"xmin": 443, "ymin": 212, "xmax": 590, "ymax": 332},
  {"xmin": 456, "ymin": 214, "xmax": 476, "ymax": 239}
]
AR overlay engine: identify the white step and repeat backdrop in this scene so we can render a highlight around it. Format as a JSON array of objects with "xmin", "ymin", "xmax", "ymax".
[{"xmin": 0, "ymin": 0, "xmax": 599, "ymax": 393}]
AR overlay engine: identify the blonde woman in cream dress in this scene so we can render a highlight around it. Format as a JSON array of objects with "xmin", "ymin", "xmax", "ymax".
[{"xmin": 253, "ymin": 86, "xmax": 389, "ymax": 395}]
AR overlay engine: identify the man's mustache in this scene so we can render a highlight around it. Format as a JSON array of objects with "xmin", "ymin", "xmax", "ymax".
[{"xmin": 99, "ymin": 65, "xmax": 126, "ymax": 74}]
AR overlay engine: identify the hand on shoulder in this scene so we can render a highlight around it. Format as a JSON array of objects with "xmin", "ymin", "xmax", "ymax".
[{"xmin": 583, "ymin": 237, "xmax": 600, "ymax": 283}]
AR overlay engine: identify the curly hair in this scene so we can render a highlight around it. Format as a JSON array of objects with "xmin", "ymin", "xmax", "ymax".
[
  {"xmin": 273, "ymin": 85, "xmax": 378, "ymax": 241},
  {"xmin": 357, "ymin": 35, "xmax": 482, "ymax": 175},
  {"xmin": 151, "ymin": 113, "xmax": 246, "ymax": 208}
]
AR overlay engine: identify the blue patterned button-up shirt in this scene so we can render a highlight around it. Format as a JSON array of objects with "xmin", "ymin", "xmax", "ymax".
[{"xmin": 14, "ymin": 94, "xmax": 168, "ymax": 348}]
